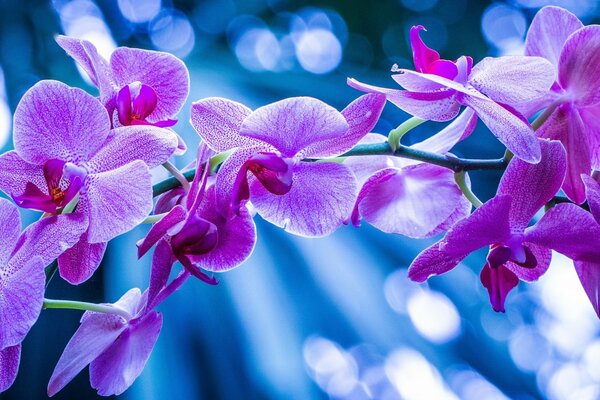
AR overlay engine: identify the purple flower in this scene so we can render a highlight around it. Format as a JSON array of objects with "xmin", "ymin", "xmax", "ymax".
[
  {"xmin": 524, "ymin": 6, "xmax": 600, "ymax": 203},
  {"xmin": 347, "ymin": 109, "xmax": 476, "ymax": 237},
  {"xmin": 348, "ymin": 25, "xmax": 556, "ymax": 163},
  {"xmin": 408, "ymin": 140, "xmax": 600, "ymax": 312},
  {"xmin": 137, "ymin": 145, "xmax": 256, "ymax": 283},
  {"xmin": 56, "ymin": 35, "xmax": 189, "ymax": 130},
  {"xmin": 47, "ymin": 281, "xmax": 180, "ymax": 397},
  {"xmin": 0, "ymin": 80, "xmax": 178, "ymax": 284},
  {"xmin": 191, "ymin": 94, "xmax": 385, "ymax": 237},
  {"xmin": 0, "ymin": 199, "xmax": 87, "ymax": 393}
]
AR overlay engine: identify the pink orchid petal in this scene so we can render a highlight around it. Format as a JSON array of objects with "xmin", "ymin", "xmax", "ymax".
[
  {"xmin": 559, "ymin": 25, "xmax": 600, "ymax": 106},
  {"xmin": 537, "ymin": 104, "xmax": 589, "ymax": 204},
  {"xmin": 190, "ymin": 97, "xmax": 259, "ymax": 152},
  {"xmin": 354, "ymin": 164, "xmax": 466, "ymax": 238},
  {"xmin": 526, "ymin": 203, "xmax": 600, "ymax": 261},
  {"xmin": 579, "ymin": 104, "xmax": 600, "ymax": 169},
  {"xmin": 408, "ymin": 195, "xmax": 513, "ymax": 282},
  {"xmin": 110, "ymin": 47, "xmax": 189, "ymax": 123},
  {"xmin": 410, "ymin": 25, "xmax": 458, "ymax": 80},
  {"xmin": 137, "ymin": 205, "xmax": 187, "ymax": 258},
  {"xmin": 410, "ymin": 108, "xmax": 477, "ymax": 154},
  {"xmin": 13, "ymin": 81, "xmax": 110, "ymax": 164},
  {"xmin": 469, "ymin": 56, "xmax": 556, "ymax": 105},
  {"xmin": 240, "ymin": 97, "xmax": 349, "ymax": 157},
  {"xmin": 89, "ymin": 311, "xmax": 162, "ymax": 396},
  {"xmin": 83, "ymin": 161, "xmax": 152, "ymax": 244},
  {"xmin": 391, "ymin": 69, "xmax": 487, "ymax": 99},
  {"xmin": 87, "ymin": 126, "xmax": 178, "ymax": 173},
  {"xmin": 302, "ymin": 93, "xmax": 386, "ymax": 158},
  {"xmin": 147, "ymin": 239, "xmax": 175, "ymax": 310},
  {"xmin": 480, "ymin": 264, "xmax": 519, "ymax": 312},
  {"xmin": 343, "ymin": 133, "xmax": 393, "ymax": 186},
  {"xmin": 525, "ymin": 6, "xmax": 583, "ymax": 68},
  {"xmin": 189, "ymin": 186, "xmax": 256, "ymax": 272},
  {"xmin": 505, "ymin": 242, "xmax": 552, "ymax": 282},
  {"xmin": 58, "ymin": 233, "xmax": 107, "ymax": 285},
  {"xmin": 0, "ymin": 151, "xmax": 46, "ymax": 201},
  {"xmin": 574, "ymin": 260, "xmax": 600, "ymax": 318},
  {"xmin": 348, "ymin": 78, "xmax": 460, "ymax": 121},
  {"xmin": 251, "ymin": 161, "xmax": 357, "ymax": 237},
  {"xmin": 497, "ymin": 139, "xmax": 566, "ymax": 229},
  {"xmin": 215, "ymin": 147, "xmax": 263, "ymax": 215},
  {"xmin": 460, "ymin": 94, "xmax": 541, "ymax": 163},
  {"xmin": 0, "ymin": 345, "xmax": 20, "ymax": 393},
  {"xmin": 582, "ymin": 175, "xmax": 600, "ymax": 224}
]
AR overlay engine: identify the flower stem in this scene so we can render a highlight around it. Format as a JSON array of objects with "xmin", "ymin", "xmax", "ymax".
[
  {"xmin": 454, "ymin": 171, "xmax": 483, "ymax": 208},
  {"xmin": 162, "ymin": 161, "xmax": 190, "ymax": 192},
  {"xmin": 43, "ymin": 298, "xmax": 133, "ymax": 321},
  {"xmin": 142, "ymin": 213, "xmax": 167, "ymax": 224},
  {"xmin": 388, "ymin": 117, "xmax": 425, "ymax": 151}
]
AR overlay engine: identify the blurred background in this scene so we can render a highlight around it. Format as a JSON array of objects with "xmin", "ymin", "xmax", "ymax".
[{"xmin": 1, "ymin": 0, "xmax": 599, "ymax": 399}]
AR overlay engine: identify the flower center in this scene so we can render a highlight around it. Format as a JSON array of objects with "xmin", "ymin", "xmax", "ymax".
[
  {"xmin": 12, "ymin": 159, "xmax": 87, "ymax": 214},
  {"xmin": 116, "ymin": 82, "xmax": 177, "ymax": 128}
]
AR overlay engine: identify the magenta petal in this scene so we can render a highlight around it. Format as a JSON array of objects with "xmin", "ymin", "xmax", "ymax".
[
  {"xmin": 89, "ymin": 311, "xmax": 162, "ymax": 396},
  {"xmin": 137, "ymin": 205, "xmax": 187, "ymax": 258},
  {"xmin": 147, "ymin": 239, "xmax": 174, "ymax": 309},
  {"xmin": 251, "ymin": 161, "xmax": 357, "ymax": 237},
  {"xmin": 215, "ymin": 147, "xmax": 261, "ymax": 215},
  {"xmin": 240, "ymin": 97, "xmax": 349, "ymax": 157},
  {"xmin": 131, "ymin": 83, "xmax": 158, "ymax": 121},
  {"xmin": 0, "ymin": 151, "xmax": 46, "ymax": 201},
  {"xmin": 302, "ymin": 93, "xmax": 386, "ymax": 158},
  {"xmin": 87, "ymin": 126, "xmax": 178, "ymax": 173},
  {"xmin": 355, "ymin": 164, "xmax": 466, "ymax": 238},
  {"xmin": 83, "ymin": 161, "xmax": 152, "ymax": 244},
  {"xmin": 505, "ymin": 243, "xmax": 552, "ymax": 282},
  {"xmin": 190, "ymin": 97, "xmax": 259, "ymax": 152},
  {"xmin": 582, "ymin": 175, "xmax": 600, "ymax": 223},
  {"xmin": 116, "ymin": 84, "xmax": 133, "ymax": 126},
  {"xmin": 537, "ymin": 104, "xmax": 589, "ymax": 204},
  {"xmin": 574, "ymin": 260, "xmax": 600, "ymax": 318},
  {"xmin": 391, "ymin": 69, "xmax": 480, "ymax": 96},
  {"xmin": 190, "ymin": 186, "xmax": 256, "ymax": 272},
  {"xmin": 497, "ymin": 139, "xmax": 566, "ymax": 229},
  {"xmin": 0, "ymin": 257, "xmax": 44, "ymax": 349},
  {"xmin": 559, "ymin": 25, "xmax": 600, "ymax": 106},
  {"xmin": 0, "ymin": 345, "xmax": 20, "ymax": 393},
  {"xmin": 110, "ymin": 47, "xmax": 189, "ymax": 122},
  {"xmin": 13, "ymin": 81, "xmax": 110, "ymax": 164},
  {"xmin": 0, "ymin": 199, "xmax": 21, "ymax": 265},
  {"xmin": 480, "ymin": 264, "xmax": 519, "ymax": 312},
  {"xmin": 47, "ymin": 312, "xmax": 129, "ymax": 397},
  {"xmin": 58, "ymin": 233, "xmax": 107, "ymax": 285},
  {"xmin": 461, "ymin": 94, "xmax": 541, "ymax": 163},
  {"xmin": 347, "ymin": 78, "xmax": 459, "ymax": 121},
  {"xmin": 410, "ymin": 108, "xmax": 477, "ymax": 154},
  {"xmin": 410, "ymin": 25, "xmax": 458, "ymax": 79},
  {"xmin": 525, "ymin": 6, "xmax": 583, "ymax": 68},
  {"xmin": 526, "ymin": 203, "xmax": 600, "ymax": 261},
  {"xmin": 469, "ymin": 56, "xmax": 556, "ymax": 104},
  {"xmin": 408, "ymin": 194, "xmax": 513, "ymax": 282}
]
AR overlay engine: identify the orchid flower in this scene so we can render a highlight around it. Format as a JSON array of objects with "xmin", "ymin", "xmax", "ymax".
[
  {"xmin": 0, "ymin": 199, "xmax": 87, "ymax": 393},
  {"xmin": 137, "ymin": 144, "xmax": 256, "ymax": 283},
  {"xmin": 524, "ymin": 6, "xmax": 600, "ymax": 203},
  {"xmin": 47, "ymin": 274, "xmax": 187, "ymax": 397},
  {"xmin": 347, "ymin": 109, "xmax": 476, "ymax": 237},
  {"xmin": 0, "ymin": 80, "xmax": 178, "ymax": 284},
  {"xmin": 408, "ymin": 140, "xmax": 600, "ymax": 312},
  {"xmin": 348, "ymin": 25, "xmax": 556, "ymax": 163},
  {"xmin": 191, "ymin": 94, "xmax": 385, "ymax": 237}
]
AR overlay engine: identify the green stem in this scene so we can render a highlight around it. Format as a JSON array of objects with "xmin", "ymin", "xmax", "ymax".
[
  {"xmin": 162, "ymin": 161, "xmax": 190, "ymax": 191},
  {"xmin": 210, "ymin": 149, "xmax": 234, "ymax": 172},
  {"xmin": 43, "ymin": 298, "xmax": 133, "ymax": 320},
  {"xmin": 153, "ymin": 169, "xmax": 196, "ymax": 197},
  {"xmin": 142, "ymin": 213, "xmax": 167, "ymax": 224},
  {"xmin": 388, "ymin": 117, "xmax": 426, "ymax": 151},
  {"xmin": 455, "ymin": 171, "xmax": 483, "ymax": 208}
]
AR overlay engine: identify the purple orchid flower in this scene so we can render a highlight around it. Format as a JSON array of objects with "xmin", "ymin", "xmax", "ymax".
[
  {"xmin": 524, "ymin": 6, "xmax": 600, "ymax": 204},
  {"xmin": 408, "ymin": 140, "xmax": 600, "ymax": 312},
  {"xmin": 0, "ymin": 80, "xmax": 178, "ymax": 284},
  {"xmin": 191, "ymin": 94, "xmax": 386, "ymax": 237},
  {"xmin": 47, "ymin": 264, "xmax": 189, "ymax": 397},
  {"xmin": 0, "ymin": 199, "xmax": 88, "ymax": 393},
  {"xmin": 347, "ymin": 109, "xmax": 476, "ymax": 238},
  {"xmin": 348, "ymin": 25, "xmax": 556, "ymax": 164},
  {"xmin": 137, "ymin": 144, "xmax": 256, "ymax": 283}
]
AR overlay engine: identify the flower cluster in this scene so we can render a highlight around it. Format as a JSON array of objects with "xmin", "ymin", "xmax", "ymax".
[{"xmin": 1, "ymin": 5, "xmax": 600, "ymax": 397}]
